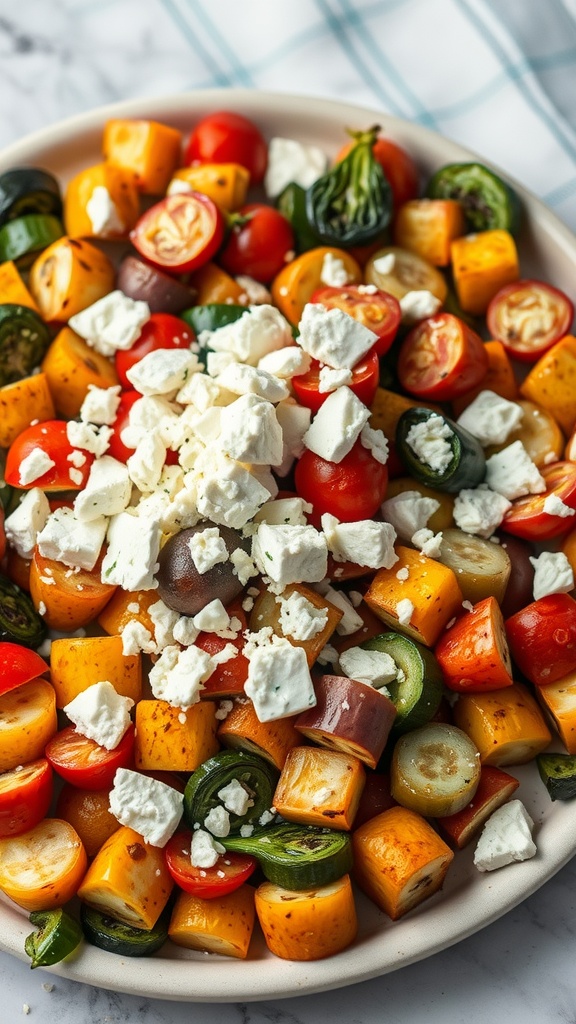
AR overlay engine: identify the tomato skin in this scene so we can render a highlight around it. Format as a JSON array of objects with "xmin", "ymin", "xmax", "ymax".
[
  {"xmin": 0, "ymin": 642, "xmax": 49, "ymax": 696},
  {"xmin": 292, "ymin": 351, "xmax": 379, "ymax": 414},
  {"xmin": 185, "ymin": 111, "xmax": 267, "ymax": 183},
  {"xmin": 107, "ymin": 390, "xmax": 142, "ymax": 463},
  {"xmin": 219, "ymin": 204, "xmax": 294, "ymax": 283},
  {"xmin": 505, "ymin": 593, "xmax": 576, "ymax": 687},
  {"xmin": 164, "ymin": 830, "xmax": 257, "ymax": 897},
  {"xmin": 501, "ymin": 462, "xmax": 576, "ymax": 541},
  {"xmin": 336, "ymin": 135, "xmax": 419, "ymax": 211},
  {"xmin": 45, "ymin": 724, "xmax": 135, "ymax": 789},
  {"xmin": 397, "ymin": 312, "xmax": 489, "ymax": 401},
  {"xmin": 130, "ymin": 192, "xmax": 225, "ymax": 274},
  {"xmin": 295, "ymin": 439, "xmax": 388, "ymax": 522},
  {"xmin": 487, "ymin": 279, "xmax": 574, "ymax": 363},
  {"xmin": 0, "ymin": 758, "xmax": 53, "ymax": 838},
  {"xmin": 5, "ymin": 420, "xmax": 94, "ymax": 492},
  {"xmin": 115, "ymin": 313, "xmax": 195, "ymax": 389},
  {"xmin": 311, "ymin": 285, "xmax": 401, "ymax": 357}
]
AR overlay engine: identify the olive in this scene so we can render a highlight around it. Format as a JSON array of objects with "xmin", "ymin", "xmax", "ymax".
[
  {"xmin": 155, "ymin": 524, "xmax": 250, "ymax": 616},
  {"xmin": 497, "ymin": 533, "xmax": 536, "ymax": 619}
]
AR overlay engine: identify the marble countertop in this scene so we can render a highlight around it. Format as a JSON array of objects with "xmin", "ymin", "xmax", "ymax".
[{"xmin": 2, "ymin": 1, "xmax": 576, "ymax": 1020}]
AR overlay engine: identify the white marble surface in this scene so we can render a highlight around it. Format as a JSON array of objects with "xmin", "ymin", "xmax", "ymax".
[{"xmin": 2, "ymin": 1, "xmax": 576, "ymax": 1020}]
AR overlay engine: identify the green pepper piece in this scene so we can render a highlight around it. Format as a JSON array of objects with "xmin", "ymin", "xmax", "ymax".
[
  {"xmin": 80, "ymin": 905, "xmax": 168, "ymax": 957},
  {"xmin": 24, "ymin": 908, "xmax": 82, "ymax": 969},
  {"xmin": 180, "ymin": 303, "xmax": 247, "ymax": 368},
  {"xmin": 183, "ymin": 750, "xmax": 279, "ymax": 835},
  {"xmin": 361, "ymin": 632, "xmax": 444, "ymax": 734},
  {"xmin": 426, "ymin": 162, "xmax": 521, "ymax": 234},
  {"xmin": 0, "ymin": 214, "xmax": 64, "ymax": 268},
  {"xmin": 0, "ymin": 574, "xmax": 46, "ymax": 648},
  {"xmin": 0, "ymin": 304, "xmax": 52, "ymax": 387},
  {"xmin": 305, "ymin": 126, "xmax": 392, "ymax": 247},
  {"xmin": 223, "ymin": 822, "xmax": 353, "ymax": 889},
  {"xmin": 0, "ymin": 168, "xmax": 62, "ymax": 227},
  {"xmin": 537, "ymin": 752, "xmax": 576, "ymax": 801},
  {"xmin": 395, "ymin": 407, "xmax": 486, "ymax": 493},
  {"xmin": 276, "ymin": 182, "xmax": 322, "ymax": 253}
]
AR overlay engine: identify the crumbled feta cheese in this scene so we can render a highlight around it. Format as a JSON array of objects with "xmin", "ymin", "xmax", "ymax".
[
  {"xmin": 215, "ymin": 699, "xmax": 234, "ymax": 721},
  {"xmin": 258, "ymin": 346, "xmax": 311, "ymax": 379},
  {"xmin": 254, "ymin": 497, "xmax": 310, "ymax": 527},
  {"xmin": 18, "ymin": 447, "xmax": 55, "ymax": 486},
  {"xmin": 372, "ymin": 253, "xmax": 396, "ymax": 275},
  {"xmin": 109, "ymin": 768, "xmax": 183, "ymax": 847},
  {"xmin": 121, "ymin": 620, "xmax": 157, "ymax": 656},
  {"xmin": 86, "ymin": 185, "xmax": 125, "ymax": 235},
  {"xmin": 321, "ymin": 513, "xmax": 398, "ymax": 569},
  {"xmin": 297, "ymin": 303, "xmax": 378, "ymax": 369},
  {"xmin": 172, "ymin": 615, "xmax": 200, "ymax": 647},
  {"xmin": 456, "ymin": 390, "xmax": 524, "ymax": 446},
  {"xmin": 339, "ymin": 647, "xmax": 399, "ymax": 688},
  {"xmin": 304, "ymin": 386, "xmax": 370, "ymax": 463},
  {"xmin": 218, "ymin": 394, "xmax": 284, "ymax": 465},
  {"xmin": 4, "ymin": 488, "xmax": 50, "ymax": 559},
  {"xmin": 190, "ymin": 828, "xmax": 226, "ymax": 867},
  {"xmin": 229, "ymin": 547, "xmax": 258, "ymax": 586},
  {"xmin": 252, "ymin": 523, "xmax": 327, "ymax": 588},
  {"xmin": 193, "ymin": 450, "xmax": 270, "ymax": 529},
  {"xmin": 319, "ymin": 252, "xmax": 351, "ymax": 287},
  {"xmin": 317, "ymin": 583, "xmax": 363, "ymax": 636},
  {"xmin": 74, "ymin": 455, "xmax": 132, "ymax": 521},
  {"xmin": 193, "ymin": 599, "xmax": 230, "ymax": 634},
  {"xmin": 543, "ymin": 493, "xmax": 576, "ymax": 518},
  {"xmin": 101, "ymin": 512, "xmax": 161, "ymax": 591},
  {"xmin": 264, "ymin": 137, "xmax": 327, "ymax": 197},
  {"xmin": 411, "ymin": 527, "xmax": 443, "ymax": 558},
  {"xmin": 126, "ymin": 348, "xmax": 201, "ymax": 396},
  {"xmin": 396, "ymin": 598, "xmax": 414, "ymax": 626},
  {"xmin": 66, "ymin": 421, "xmax": 112, "ymax": 457},
  {"xmin": 453, "ymin": 485, "xmax": 512, "ymax": 538},
  {"xmin": 399, "ymin": 289, "xmax": 442, "ymax": 323},
  {"xmin": 37, "ymin": 507, "xmax": 107, "ymax": 570},
  {"xmin": 235, "ymin": 275, "xmax": 271, "ymax": 305},
  {"xmin": 149, "ymin": 599, "xmax": 181, "ymax": 650},
  {"xmin": 405, "ymin": 414, "xmax": 454, "ymax": 473},
  {"xmin": 381, "ymin": 490, "xmax": 439, "ymax": 540},
  {"xmin": 68, "ymin": 290, "xmax": 150, "ymax": 357},
  {"xmin": 360, "ymin": 424, "xmax": 389, "ymax": 465},
  {"xmin": 530, "ymin": 551, "xmax": 575, "ymax": 600},
  {"xmin": 64, "ymin": 681, "xmax": 133, "ymax": 750},
  {"xmin": 473, "ymin": 800, "xmax": 536, "ymax": 872},
  {"xmin": 244, "ymin": 636, "xmax": 316, "ymax": 721},
  {"xmin": 149, "ymin": 644, "xmax": 215, "ymax": 709},
  {"xmin": 207, "ymin": 305, "xmax": 293, "ymax": 365},
  {"xmin": 274, "ymin": 399, "xmax": 312, "ymax": 476},
  {"xmin": 80, "ymin": 384, "xmax": 122, "ymax": 425},
  {"xmin": 188, "ymin": 527, "xmax": 229, "ymax": 575},
  {"xmin": 277, "ymin": 590, "xmax": 328, "ymax": 640},
  {"xmin": 218, "ymin": 778, "xmax": 253, "ymax": 816},
  {"xmin": 216, "ymin": 362, "xmax": 288, "ymax": 404},
  {"xmin": 203, "ymin": 805, "xmax": 231, "ymax": 838},
  {"xmin": 485, "ymin": 441, "xmax": 546, "ymax": 500},
  {"xmin": 318, "ymin": 365, "xmax": 353, "ymax": 393}
]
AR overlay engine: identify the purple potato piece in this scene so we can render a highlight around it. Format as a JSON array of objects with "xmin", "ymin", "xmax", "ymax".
[
  {"xmin": 117, "ymin": 254, "xmax": 195, "ymax": 313},
  {"xmin": 155, "ymin": 524, "xmax": 251, "ymax": 616},
  {"xmin": 497, "ymin": 533, "xmax": 536, "ymax": 619}
]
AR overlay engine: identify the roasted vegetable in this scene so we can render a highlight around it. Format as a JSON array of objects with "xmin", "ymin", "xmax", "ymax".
[
  {"xmin": 224, "ymin": 821, "xmax": 353, "ymax": 890},
  {"xmin": 25, "ymin": 907, "xmax": 82, "ymax": 969},
  {"xmin": 0, "ymin": 304, "xmax": 51, "ymax": 386},
  {"xmin": 81, "ymin": 905, "xmax": 168, "ymax": 957},
  {"xmin": 0, "ymin": 168, "xmax": 62, "ymax": 227},
  {"xmin": 426, "ymin": 162, "xmax": 520, "ymax": 234},
  {"xmin": 183, "ymin": 749, "xmax": 278, "ymax": 834}
]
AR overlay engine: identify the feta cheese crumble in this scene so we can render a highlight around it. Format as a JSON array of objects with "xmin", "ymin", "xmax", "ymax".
[
  {"xmin": 405, "ymin": 414, "xmax": 454, "ymax": 473},
  {"xmin": 109, "ymin": 768, "xmax": 183, "ymax": 847},
  {"xmin": 530, "ymin": 551, "xmax": 575, "ymax": 600},
  {"xmin": 456, "ymin": 390, "xmax": 523, "ymax": 447},
  {"xmin": 485, "ymin": 441, "xmax": 546, "ymax": 500},
  {"xmin": 473, "ymin": 800, "xmax": 537, "ymax": 872},
  {"xmin": 64, "ymin": 680, "xmax": 133, "ymax": 750}
]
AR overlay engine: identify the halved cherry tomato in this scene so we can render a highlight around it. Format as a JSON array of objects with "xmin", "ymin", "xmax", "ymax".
[
  {"xmin": 130, "ymin": 192, "xmax": 224, "ymax": 274},
  {"xmin": 505, "ymin": 593, "xmax": 576, "ymax": 687},
  {"xmin": 397, "ymin": 312, "xmax": 489, "ymax": 401},
  {"xmin": 184, "ymin": 111, "xmax": 267, "ymax": 184},
  {"xmin": 107, "ymin": 390, "xmax": 142, "ymax": 463},
  {"xmin": 164, "ymin": 830, "xmax": 256, "ymax": 897},
  {"xmin": 295, "ymin": 438, "xmax": 388, "ymax": 523},
  {"xmin": 5, "ymin": 420, "xmax": 93, "ymax": 492},
  {"xmin": 197, "ymin": 603, "xmax": 249, "ymax": 699},
  {"xmin": 292, "ymin": 350, "xmax": 379, "ymax": 414},
  {"xmin": 501, "ymin": 461, "xmax": 576, "ymax": 541},
  {"xmin": 0, "ymin": 642, "xmax": 49, "ymax": 696},
  {"xmin": 115, "ymin": 313, "xmax": 195, "ymax": 389},
  {"xmin": 0, "ymin": 758, "xmax": 53, "ymax": 838},
  {"xmin": 487, "ymin": 279, "xmax": 574, "ymax": 362},
  {"xmin": 310, "ymin": 285, "xmax": 401, "ymax": 357},
  {"xmin": 45, "ymin": 724, "xmax": 135, "ymax": 790},
  {"xmin": 336, "ymin": 134, "xmax": 420, "ymax": 211},
  {"xmin": 219, "ymin": 203, "xmax": 294, "ymax": 283}
]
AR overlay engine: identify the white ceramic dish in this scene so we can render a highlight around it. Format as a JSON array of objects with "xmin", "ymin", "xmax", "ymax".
[{"xmin": 1, "ymin": 89, "xmax": 576, "ymax": 1003}]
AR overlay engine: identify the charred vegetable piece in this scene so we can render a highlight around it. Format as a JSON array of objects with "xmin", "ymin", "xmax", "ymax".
[
  {"xmin": 396, "ymin": 407, "xmax": 486, "ymax": 493},
  {"xmin": 0, "ymin": 168, "xmax": 62, "ymax": 227},
  {"xmin": 0, "ymin": 574, "xmax": 46, "ymax": 649},
  {"xmin": 537, "ymin": 752, "xmax": 576, "ymax": 801},
  {"xmin": 24, "ymin": 908, "xmax": 82, "ymax": 969},
  {"xmin": 0, "ymin": 304, "xmax": 52, "ymax": 386},
  {"xmin": 277, "ymin": 182, "xmax": 322, "ymax": 253},
  {"xmin": 183, "ymin": 750, "xmax": 279, "ymax": 835},
  {"xmin": 426, "ymin": 162, "xmax": 520, "ymax": 234},
  {"xmin": 0, "ymin": 214, "xmax": 64, "ymax": 267},
  {"xmin": 155, "ymin": 523, "xmax": 250, "ymax": 616},
  {"xmin": 117, "ymin": 254, "xmax": 196, "ymax": 313},
  {"xmin": 305, "ymin": 126, "xmax": 392, "ymax": 247},
  {"xmin": 223, "ymin": 821, "xmax": 353, "ymax": 890},
  {"xmin": 80, "ymin": 905, "xmax": 168, "ymax": 957},
  {"xmin": 360, "ymin": 632, "xmax": 444, "ymax": 734}
]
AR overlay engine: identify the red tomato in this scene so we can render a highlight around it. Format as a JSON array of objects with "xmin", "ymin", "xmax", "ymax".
[
  {"xmin": 501, "ymin": 462, "xmax": 576, "ymax": 541},
  {"xmin": 115, "ymin": 313, "xmax": 195, "ymax": 389},
  {"xmin": 5, "ymin": 420, "xmax": 93, "ymax": 492},
  {"xmin": 295, "ymin": 439, "xmax": 388, "ymax": 523},
  {"xmin": 0, "ymin": 642, "xmax": 49, "ymax": 696},
  {"xmin": 0, "ymin": 758, "xmax": 53, "ymax": 838},
  {"xmin": 131, "ymin": 192, "xmax": 224, "ymax": 274},
  {"xmin": 310, "ymin": 285, "xmax": 401, "ymax": 357},
  {"xmin": 505, "ymin": 593, "xmax": 576, "ymax": 687},
  {"xmin": 487, "ymin": 279, "xmax": 574, "ymax": 362},
  {"xmin": 292, "ymin": 351, "xmax": 379, "ymax": 414},
  {"xmin": 397, "ymin": 312, "xmax": 489, "ymax": 401},
  {"xmin": 45, "ymin": 724, "xmax": 135, "ymax": 790},
  {"xmin": 107, "ymin": 390, "xmax": 142, "ymax": 463},
  {"xmin": 219, "ymin": 204, "xmax": 294, "ymax": 283},
  {"xmin": 336, "ymin": 134, "xmax": 419, "ymax": 211},
  {"xmin": 185, "ymin": 111, "xmax": 267, "ymax": 183},
  {"xmin": 197, "ymin": 602, "xmax": 249, "ymax": 698},
  {"xmin": 164, "ymin": 830, "xmax": 256, "ymax": 897}
]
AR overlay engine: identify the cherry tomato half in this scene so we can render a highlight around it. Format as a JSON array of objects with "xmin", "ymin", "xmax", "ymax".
[
  {"xmin": 487, "ymin": 279, "xmax": 574, "ymax": 362},
  {"xmin": 292, "ymin": 350, "xmax": 379, "ymax": 414},
  {"xmin": 505, "ymin": 593, "xmax": 576, "ymax": 687},
  {"xmin": 0, "ymin": 758, "xmax": 53, "ymax": 838},
  {"xmin": 130, "ymin": 192, "xmax": 224, "ymax": 274},
  {"xmin": 311, "ymin": 285, "xmax": 401, "ymax": 357},
  {"xmin": 397, "ymin": 312, "xmax": 489, "ymax": 401},
  {"xmin": 295, "ymin": 438, "xmax": 388, "ymax": 523},
  {"xmin": 336, "ymin": 134, "xmax": 420, "ymax": 211},
  {"xmin": 164, "ymin": 830, "xmax": 257, "ymax": 898},
  {"xmin": 500, "ymin": 461, "xmax": 576, "ymax": 541},
  {"xmin": 45, "ymin": 724, "xmax": 135, "ymax": 790},
  {"xmin": 0, "ymin": 642, "xmax": 49, "ymax": 697},
  {"xmin": 5, "ymin": 420, "xmax": 93, "ymax": 492},
  {"xmin": 106, "ymin": 390, "xmax": 142, "ymax": 464},
  {"xmin": 115, "ymin": 313, "xmax": 195, "ymax": 389},
  {"xmin": 219, "ymin": 204, "xmax": 294, "ymax": 283},
  {"xmin": 185, "ymin": 111, "xmax": 267, "ymax": 184}
]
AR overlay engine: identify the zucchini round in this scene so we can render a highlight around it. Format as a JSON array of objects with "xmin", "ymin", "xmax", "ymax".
[
  {"xmin": 391, "ymin": 722, "xmax": 482, "ymax": 817},
  {"xmin": 0, "ymin": 214, "xmax": 64, "ymax": 267},
  {"xmin": 536, "ymin": 752, "xmax": 576, "ymax": 801},
  {"xmin": 425, "ymin": 162, "xmax": 520, "ymax": 234},
  {"xmin": 0, "ymin": 168, "xmax": 62, "ymax": 227},
  {"xmin": 0, "ymin": 304, "xmax": 52, "ymax": 386},
  {"xmin": 396, "ymin": 407, "xmax": 486, "ymax": 493},
  {"xmin": 183, "ymin": 749, "xmax": 279, "ymax": 835},
  {"xmin": 80, "ymin": 905, "xmax": 168, "ymax": 957},
  {"xmin": 25, "ymin": 908, "xmax": 82, "ymax": 969},
  {"xmin": 360, "ymin": 631, "xmax": 444, "ymax": 734},
  {"xmin": 0, "ymin": 574, "xmax": 46, "ymax": 648},
  {"xmin": 223, "ymin": 822, "xmax": 353, "ymax": 889}
]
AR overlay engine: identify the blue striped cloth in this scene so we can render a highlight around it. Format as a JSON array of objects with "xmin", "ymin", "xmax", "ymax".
[{"xmin": 5, "ymin": 0, "xmax": 576, "ymax": 227}]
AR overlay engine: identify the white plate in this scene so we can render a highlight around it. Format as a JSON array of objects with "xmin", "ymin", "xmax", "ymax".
[{"xmin": 1, "ymin": 89, "xmax": 576, "ymax": 1003}]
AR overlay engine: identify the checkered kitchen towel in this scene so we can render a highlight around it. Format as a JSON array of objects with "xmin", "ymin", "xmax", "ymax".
[{"xmin": 4, "ymin": 0, "xmax": 576, "ymax": 227}]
